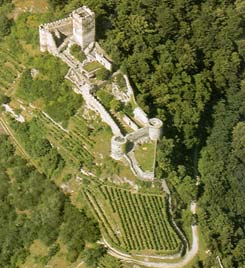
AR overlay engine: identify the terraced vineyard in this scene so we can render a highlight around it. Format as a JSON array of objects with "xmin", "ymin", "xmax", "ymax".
[
  {"xmin": 37, "ymin": 112, "xmax": 93, "ymax": 165},
  {"xmin": 83, "ymin": 184, "xmax": 182, "ymax": 254},
  {"xmin": 0, "ymin": 48, "xmax": 23, "ymax": 92}
]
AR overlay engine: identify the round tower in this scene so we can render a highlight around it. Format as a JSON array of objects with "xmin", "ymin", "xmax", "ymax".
[
  {"xmin": 148, "ymin": 118, "xmax": 163, "ymax": 140},
  {"xmin": 111, "ymin": 135, "xmax": 127, "ymax": 160}
]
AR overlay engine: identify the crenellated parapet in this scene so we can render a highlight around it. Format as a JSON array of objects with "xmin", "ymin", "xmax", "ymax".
[
  {"xmin": 39, "ymin": 16, "xmax": 73, "ymax": 31},
  {"xmin": 39, "ymin": 6, "xmax": 95, "ymax": 54},
  {"xmin": 38, "ymin": 6, "xmax": 163, "ymax": 181}
]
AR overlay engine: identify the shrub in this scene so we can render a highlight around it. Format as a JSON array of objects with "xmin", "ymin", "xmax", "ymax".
[
  {"xmin": 70, "ymin": 44, "xmax": 86, "ymax": 62},
  {"xmin": 122, "ymin": 102, "xmax": 133, "ymax": 116},
  {"xmin": 96, "ymin": 68, "xmax": 110, "ymax": 81},
  {"xmin": 0, "ymin": 93, "xmax": 10, "ymax": 104},
  {"xmin": 96, "ymin": 90, "xmax": 113, "ymax": 109},
  {"xmin": 66, "ymin": 249, "xmax": 79, "ymax": 263},
  {"xmin": 0, "ymin": 13, "xmax": 11, "ymax": 40},
  {"xmin": 48, "ymin": 243, "xmax": 60, "ymax": 258},
  {"xmin": 110, "ymin": 98, "xmax": 122, "ymax": 112}
]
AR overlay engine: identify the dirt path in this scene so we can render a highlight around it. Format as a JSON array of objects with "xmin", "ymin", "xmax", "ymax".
[
  {"xmin": 105, "ymin": 218, "xmax": 198, "ymax": 268},
  {"xmin": 104, "ymin": 192, "xmax": 199, "ymax": 268}
]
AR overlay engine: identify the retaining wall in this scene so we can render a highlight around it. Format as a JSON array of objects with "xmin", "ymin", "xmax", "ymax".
[{"xmin": 126, "ymin": 127, "xmax": 149, "ymax": 143}]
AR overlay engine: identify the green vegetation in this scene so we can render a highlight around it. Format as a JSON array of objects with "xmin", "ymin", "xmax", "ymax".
[
  {"xmin": 0, "ymin": 92, "xmax": 10, "ymax": 104},
  {"xmin": 0, "ymin": 5, "xmax": 82, "ymax": 127},
  {"xmin": 0, "ymin": 134, "xmax": 100, "ymax": 267},
  {"xmin": 96, "ymin": 67, "xmax": 110, "ymax": 80},
  {"xmin": 134, "ymin": 141, "xmax": 156, "ymax": 171},
  {"xmin": 7, "ymin": 110, "xmax": 95, "ymax": 171},
  {"xmin": 87, "ymin": 1, "xmax": 244, "ymax": 266},
  {"xmin": 0, "ymin": 47, "xmax": 23, "ymax": 92},
  {"xmin": 48, "ymin": 0, "xmax": 67, "ymax": 9},
  {"xmin": 84, "ymin": 183, "xmax": 181, "ymax": 254},
  {"xmin": 83, "ymin": 60, "xmax": 103, "ymax": 72},
  {"xmin": 113, "ymin": 73, "xmax": 126, "ymax": 92},
  {"xmin": 0, "ymin": 12, "xmax": 11, "ymax": 40},
  {"xmin": 16, "ymin": 55, "xmax": 83, "ymax": 126},
  {"xmin": 96, "ymin": 89, "xmax": 113, "ymax": 109},
  {"xmin": 98, "ymin": 254, "xmax": 121, "ymax": 268},
  {"xmin": 96, "ymin": 89, "xmax": 122, "ymax": 113},
  {"xmin": 83, "ymin": 245, "xmax": 106, "ymax": 268},
  {"xmin": 37, "ymin": 112, "xmax": 94, "ymax": 168},
  {"xmin": 70, "ymin": 44, "xmax": 86, "ymax": 62},
  {"xmin": 0, "ymin": 0, "xmax": 243, "ymax": 267},
  {"xmin": 10, "ymin": 11, "xmax": 50, "ymax": 48},
  {"xmin": 8, "ymin": 115, "xmax": 65, "ymax": 176}
]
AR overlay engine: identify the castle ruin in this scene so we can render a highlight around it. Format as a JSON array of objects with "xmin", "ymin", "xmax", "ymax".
[
  {"xmin": 39, "ymin": 6, "xmax": 95, "ymax": 53},
  {"xmin": 39, "ymin": 6, "xmax": 163, "ymax": 181}
]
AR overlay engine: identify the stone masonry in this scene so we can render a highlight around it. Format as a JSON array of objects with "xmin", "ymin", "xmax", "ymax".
[{"xmin": 39, "ymin": 6, "xmax": 163, "ymax": 181}]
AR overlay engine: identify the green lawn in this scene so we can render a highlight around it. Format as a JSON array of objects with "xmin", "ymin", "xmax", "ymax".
[
  {"xmin": 83, "ymin": 61, "xmax": 103, "ymax": 72},
  {"xmin": 134, "ymin": 141, "xmax": 156, "ymax": 171}
]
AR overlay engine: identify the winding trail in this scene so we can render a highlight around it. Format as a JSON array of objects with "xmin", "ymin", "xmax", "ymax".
[
  {"xmin": 103, "ymin": 180, "xmax": 199, "ymax": 268},
  {"xmin": 104, "ymin": 224, "xmax": 198, "ymax": 268}
]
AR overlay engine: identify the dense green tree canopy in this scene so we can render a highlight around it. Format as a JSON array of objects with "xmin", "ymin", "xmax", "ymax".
[
  {"xmin": 0, "ymin": 134, "xmax": 101, "ymax": 266},
  {"xmin": 0, "ymin": 12, "xmax": 11, "ymax": 39},
  {"xmin": 0, "ymin": 0, "xmax": 244, "ymax": 267},
  {"xmin": 74, "ymin": 1, "xmax": 244, "ymax": 267}
]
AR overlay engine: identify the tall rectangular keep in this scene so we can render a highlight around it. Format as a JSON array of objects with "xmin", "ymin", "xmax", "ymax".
[{"xmin": 72, "ymin": 6, "xmax": 95, "ymax": 50}]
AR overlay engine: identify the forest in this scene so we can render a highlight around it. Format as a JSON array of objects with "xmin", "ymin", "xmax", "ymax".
[
  {"xmin": 0, "ymin": 0, "xmax": 244, "ymax": 267},
  {"xmin": 83, "ymin": 1, "xmax": 244, "ymax": 267},
  {"xmin": 0, "ymin": 134, "xmax": 104, "ymax": 267}
]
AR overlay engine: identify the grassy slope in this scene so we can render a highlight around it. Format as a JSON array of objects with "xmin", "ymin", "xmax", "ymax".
[{"xmin": 134, "ymin": 141, "xmax": 156, "ymax": 171}]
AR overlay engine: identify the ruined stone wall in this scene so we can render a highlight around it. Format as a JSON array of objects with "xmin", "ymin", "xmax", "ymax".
[
  {"xmin": 43, "ymin": 17, "xmax": 72, "ymax": 32},
  {"xmin": 123, "ymin": 74, "xmax": 136, "ymax": 101},
  {"xmin": 46, "ymin": 31, "xmax": 58, "ymax": 54},
  {"xmin": 95, "ymin": 52, "xmax": 113, "ymax": 71},
  {"xmin": 124, "ymin": 153, "xmax": 154, "ymax": 181},
  {"xmin": 38, "ymin": 6, "xmax": 163, "ymax": 181},
  {"xmin": 111, "ymin": 135, "xmax": 127, "ymax": 160},
  {"xmin": 39, "ymin": 27, "xmax": 47, "ymax": 52},
  {"xmin": 133, "ymin": 107, "xmax": 149, "ymax": 126},
  {"xmin": 89, "ymin": 94, "xmax": 121, "ymax": 135},
  {"xmin": 148, "ymin": 118, "xmax": 163, "ymax": 140},
  {"xmin": 126, "ymin": 127, "xmax": 149, "ymax": 143},
  {"xmin": 39, "ymin": 17, "xmax": 72, "ymax": 54},
  {"xmin": 122, "ymin": 115, "xmax": 138, "ymax": 131},
  {"xmin": 78, "ymin": 84, "xmax": 121, "ymax": 136}
]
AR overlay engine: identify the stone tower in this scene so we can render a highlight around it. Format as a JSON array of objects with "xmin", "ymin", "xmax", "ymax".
[
  {"xmin": 148, "ymin": 118, "xmax": 163, "ymax": 140},
  {"xmin": 111, "ymin": 135, "xmax": 127, "ymax": 160},
  {"xmin": 72, "ymin": 6, "xmax": 95, "ymax": 50}
]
